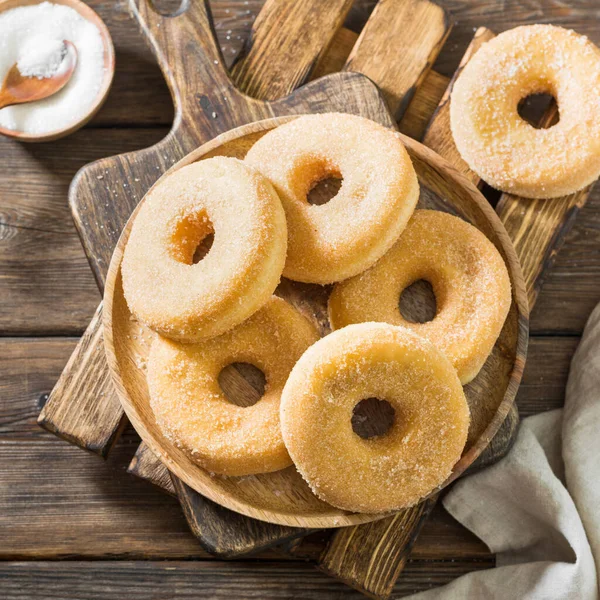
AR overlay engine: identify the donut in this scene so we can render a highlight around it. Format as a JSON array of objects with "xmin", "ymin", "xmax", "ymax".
[
  {"xmin": 328, "ymin": 210, "xmax": 511, "ymax": 384},
  {"xmin": 280, "ymin": 322, "xmax": 469, "ymax": 513},
  {"xmin": 147, "ymin": 296, "xmax": 319, "ymax": 476},
  {"xmin": 244, "ymin": 113, "xmax": 419, "ymax": 283},
  {"xmin": 450, "ymin": 25, "xmax": 600, "ymax": 198},
  {"xmin": 121, "ymin": 156, "xmax": 287, "ymax": 343}
]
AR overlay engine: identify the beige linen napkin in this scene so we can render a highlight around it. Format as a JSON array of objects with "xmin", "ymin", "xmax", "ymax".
[{"xmin": 408, "ymin": 303, "xmax": 600, "ymax": 599}]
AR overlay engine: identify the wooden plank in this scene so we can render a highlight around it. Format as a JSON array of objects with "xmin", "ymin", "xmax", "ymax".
[
  {"xmin": 398, "ymin": 70, "xmax": 449, "ymax": 141},
  {"xmin": 532, "ymin": 190, "xmax": 600, "ymax": 334},
  {"xmin": 0, "ymin": 439, "xmax": 491, "ymax": 560},
  {"xmin": 0, "ymin": 439, "xmax": 212, "ymax": 560},
  {"xmin": 230, "ymin": 0, "xmax": 354, "ymax": 100},
  {"xmin": 344, "ymin": 0, "xmax": 451, "ymax": 120},
  {"xmin": 321, "ymin": 22, "xmax": 596, "ymax": 596},
  {"xmin": 38, "ymin": 304, "xmax": 124, "ymax": 457},
  {"xmin": 429, "ymin": 0, "xmax": 600, "ymax": 77},
  {"xmin": 422, "ymin": 27, "xmax": 495, "ymax": 182},
  {"xmin": 127, "ymin": 439, "xmax": 176, "ymax": 495},
  {"xmin": 0, "ymin": 338, "xmax": 78, "ymax": 438},
  {"xmin": 0, "ymin": 224, "xmax": 98, "ymax": 335},
  {"xmin": 311, "ymin": 27, "xmax": 358, "ymax": 79},
  {"xmin": 497, "ymin": 186, "xmax": 591, "ymax": 308},
  {"xmin": 320, "ymin": 497, "xmax": 438, "ymax": 597},
  {"xmin": 316, "ymin": 28, "xmax": 494, "ymax": 600},
  {"xmin": 0, "ymin": 559, "xmax": 495, "ymax": 599}
]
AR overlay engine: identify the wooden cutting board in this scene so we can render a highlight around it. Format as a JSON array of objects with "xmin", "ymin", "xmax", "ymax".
[{"xmin": 39, "ymin": 0, "xmax": 467, "ymax": 577}]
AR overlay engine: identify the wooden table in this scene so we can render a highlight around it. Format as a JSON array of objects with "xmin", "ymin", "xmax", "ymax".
[{"xmin": 1, "ymin": 1, "xmax": 599, "ymax": 597}]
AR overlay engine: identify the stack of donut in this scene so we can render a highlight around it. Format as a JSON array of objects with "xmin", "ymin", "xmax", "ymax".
[{"xmin": 120, "ymin": 25, "xmax": 600, "ymax": 515}]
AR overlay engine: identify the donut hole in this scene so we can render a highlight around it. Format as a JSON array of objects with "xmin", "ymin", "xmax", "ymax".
[
  {"xmin": 294, "ymin": 157, "xmax": 343, "ymax": 206},
  {"xmin": 191, "ymin": 233, "xmax": 214, "ymax": 264},
  {"xmin": 352, "ymin": 398, "xmax": 396, "ymax": 439},
  {"xmin": 399, "ymin": 280, "xmax": 437, "ymax": 323},
  {"xmin": 218, "ymin": 362, "xmax": 266, "ymax": 408},
  {"xmin": 307, "ymin": 175, "xmax": 344, "ymax": 206},
  {"xmin": 170, "ymin": 211, "xmax": 214, "ymax": 265},
  {"xmin": 518, "ymin": 93, "xmax": 559, "ymax": 129}
]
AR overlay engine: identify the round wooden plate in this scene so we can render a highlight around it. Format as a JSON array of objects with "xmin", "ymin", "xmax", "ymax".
[
  {"xmin": 104, "ymin": 116, "xmax": 528, "ymax": 528},
  {"xmin": 0, "ymin": 0, "xmax": 115, "ymax": 142}
]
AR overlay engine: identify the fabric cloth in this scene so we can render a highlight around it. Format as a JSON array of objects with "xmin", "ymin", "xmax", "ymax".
[{"xmin": 409, "ymin": 303, "xmax": 600, "ymax": 599}]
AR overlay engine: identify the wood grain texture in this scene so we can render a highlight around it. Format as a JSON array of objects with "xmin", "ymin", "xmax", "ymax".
[
  {"xmin": 0, "ymin": 559, "xmax": 495, "ymax": 599},
  {"xmin": 344, "ymin": 0, "xmax": 451, "ymax": 120},
  {"xmin": 127, "ymin": 440, "xmax": 176, "ymax": 495},
  {"xmin": 0, "ymin": 127, "xmax": 168, "ymax": 335},
  {"xmin": 422, "ymin": 27, "xmax": 495, "ymax": 183},
  {"xmin": 172, "ymin": 477, "xmax": 311, "ymax": 558},
  {"xmin": 229, "ymin": 0, "xmax": 354, "ymax": 100},
  {"xmin": 398, "ymin": 69, "xmax": 449, "ymax": 140},
  {"xmin": 497, "ymin": 188, "xmax": 592, "ymax": 309},
  {"xmin": 319, "ymin": 496, "xmax": 439, "ymax": 599},
  {"xmin": 38, "ymin": 303, "xmax": 124, "ymax": 457},
  {"xmin": 311, "ymin": 26, "xmax": 358, "ymax": 80}
]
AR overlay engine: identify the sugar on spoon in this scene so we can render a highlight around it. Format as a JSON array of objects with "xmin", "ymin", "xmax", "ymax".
[{"xmin": 0, "ymin": 40, "xmax": 78, "ymax": 110}]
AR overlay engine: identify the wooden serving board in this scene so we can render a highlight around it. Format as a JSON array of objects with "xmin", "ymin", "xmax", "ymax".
[
  {"xmin": 37, "ymin": 0, "xmax": 464, "ymax": 562},
  {"xmin": 36, "ymin": 0, "xmax": 597, "ymax": 597}
]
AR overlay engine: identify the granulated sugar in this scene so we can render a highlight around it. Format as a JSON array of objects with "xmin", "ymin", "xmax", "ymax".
[
  {"xmin": 0, "ymin": 1, "xmax": 105, "ymax": 134},
  {"xmin": 17, "ymin": 37, "xmax": 68, "ymax": 79}
]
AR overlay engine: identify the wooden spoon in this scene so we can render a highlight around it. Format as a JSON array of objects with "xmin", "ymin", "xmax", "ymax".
[{"xmin": 0, "ymin": 40, "xmax": 77, "ymax": 110}]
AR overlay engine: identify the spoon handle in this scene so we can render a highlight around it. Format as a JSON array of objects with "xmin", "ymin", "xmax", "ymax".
[{"xmin": 0, "ymin": 89, "xmax": 16, "ymax": 109}]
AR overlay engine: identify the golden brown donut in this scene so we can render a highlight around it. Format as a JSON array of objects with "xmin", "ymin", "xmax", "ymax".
[
  {"xmin": 244, "ymin": 113, "xmax": 419, "ymax": 283},
  {"xmin": 328, "ymin": 210, "xmax": 511, "ymax": 384},
  {"xmin": 451, "ymin": 25, "xmax": 600, "ymax": 198},
  {"xmin": 280, "ymin": 322, "xmax": 470, "ymax": 513},
  {"xmin": 122, "ymin": 157, "xmax": 287, "ymax": 343},
  {"xmin": 147, "ymin": 296, "xmax": 319, "ymax": 477}
]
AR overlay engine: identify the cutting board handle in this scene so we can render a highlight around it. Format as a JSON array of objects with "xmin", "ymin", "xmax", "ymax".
[{"xmin": 129, "ymin": 0, "xmax": 235, "ymax": 123}]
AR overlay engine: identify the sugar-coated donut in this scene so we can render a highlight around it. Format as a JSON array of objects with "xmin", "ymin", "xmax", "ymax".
[
  {"xmin": 244, "ymin": 113, "xmax": 419, "ymax": 283},
  {"xmin": 147, "ymin": 297, "xmax": 319, "ymax": 476},
  {"xmin": 122, "ymin": 157, "xmax": 287, "ymax": 343},
  {"xmin": 451, "ymin": 25, "xmax": 600, "ymax": 198},
  {"xmin": 280, "ymin": 323, "xmax": 469, "ymax": 513},
  {"xmin": 328, "ymin": 210, "xmax": 511, "ymax": 384}
]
